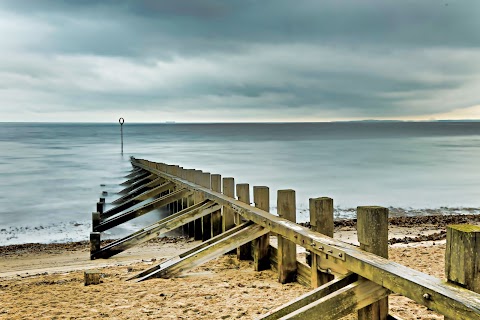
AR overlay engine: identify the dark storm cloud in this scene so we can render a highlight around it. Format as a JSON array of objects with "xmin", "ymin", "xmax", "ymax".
[{"xmin": 1, "ymin": 0, "xmax": 480, "ymax": 121}]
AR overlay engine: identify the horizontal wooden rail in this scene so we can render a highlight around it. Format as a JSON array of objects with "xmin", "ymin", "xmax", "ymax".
[
  {"xmin": 95, "ymin": 188, "xmax": 193, "ymax": 232},
  {"xmin": 92, "ymin": 200, "xmax": 220, "ymax": 259},
  {"xmin": 132, "ymin": 158, "xmax": 480, "ymax": 320}
]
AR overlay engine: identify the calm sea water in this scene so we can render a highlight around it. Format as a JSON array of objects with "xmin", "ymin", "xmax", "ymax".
[{"xmin": 1, "ymin": 122, "xmax": 480, "ymax": 245}]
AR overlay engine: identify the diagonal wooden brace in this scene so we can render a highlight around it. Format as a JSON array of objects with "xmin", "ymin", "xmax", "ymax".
[
  {"xmin": 95, "ymin": 188, "xmax": 193, "ymax": 232},
  {"xmin": 111, "ymin": 177, "xmax": 166, "ymax": 205},
  {"xmin": 277, "ymin": 278, "xmax": 390, "ymax": 320},
  {"xmin": 120, "ymin": 171, "xmax": 151, "ymax": 186},
  {"xmin": 136, "ymin": 223, "xmax": 268, "ymax": 282},
  {"xmin": 259, "ymin": 273, "xmax": 358, "ymax": 320},
  {"xmin": 128, "ymin": 222, "xmax": 253, "ymax": 281},
  {"xmin": 118, "ymin": 173, "xmax": 157, "ymax": 194},
  {"xmin": 102, "ymin": 181, "xmax": 174, "ymax": 219},
  {"xmin": 91, "ymin": 200, "xmax": 220, "ymax": 259}
]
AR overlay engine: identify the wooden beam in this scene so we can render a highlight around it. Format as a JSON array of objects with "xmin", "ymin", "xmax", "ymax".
[
  {"xmin": 277, "ymin": 189, "xmax": 297, "ymax": 284},
  {"xmin": 135, "ymin": 223, "xmax": 268, "ymax": 282},
  {"xmin": 201, "ymin": 172, "xmax": 212, "ymax": 241},
  {"xmin": 95, "ymin": 188, "xmax": 193, "ymax": 232},
  {"xmin": 222, "ymin": 177, "xmax": 235, "ymax": 232},
  {"xmin": 259, "ymin": 273, "xmax": 358, "ymax": 320},
  {"xmin": 118, "ymin": 173, "xmax": 157, "ymax": 194},
  {"xmin": 309, "ymin": 197, "xmax": 334, "ymax": 287},
  {"xmin": 128, "ymin": 222, "xmax": 253, "ymax": 281},
  {"xmin": 211, "ymin": 174, "xmax": 222, "ymax": 237},
  {"xmin": 131, "ymin": 159, "xmax": 480, "ymax": 319},
  {"xmin": 236, "ymin": 183, "xmax": 252, "ymax": 260},
  {"xmin": 102, "ymin": 181, "xmax": 174, "ymax": 219},
  {"xmin": 91, "ymin": 200, "xmax": 220, "ymax": 259},
  {"xmin": 124, "ymin": 168, "xmax": 143, "ymax": 178},
  {"xmin": 111, "ymin": 177, "xmax": 165, "ymax": 205},
  {"xmin": 253, "ymin": 186, "xmax": 270, "ymax": 271},
  {"xmin": 279, "ymin": 279, "xmax": 390, "ymax": 319},
  {"xmin": 120, "ymin": 171, "xmax": 151, "ymax": 186}
]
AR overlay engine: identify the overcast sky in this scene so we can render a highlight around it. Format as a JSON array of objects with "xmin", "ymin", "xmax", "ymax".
[{"xmin": 1, "ymin": 0, "xmax": 480, "ymax": 122}]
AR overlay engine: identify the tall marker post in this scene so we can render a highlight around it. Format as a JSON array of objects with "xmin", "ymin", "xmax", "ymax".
[{"xmin": 119, "ymin": 117, "xmax": 125, "ymax": 154}]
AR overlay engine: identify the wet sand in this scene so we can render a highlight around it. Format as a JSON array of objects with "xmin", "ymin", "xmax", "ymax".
[{"xmin": 1, "ymin": 216, "xmax": 479, "ymax": 319}]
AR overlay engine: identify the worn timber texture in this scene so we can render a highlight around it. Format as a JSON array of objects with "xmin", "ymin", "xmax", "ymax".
[{"xmin": 131, "ymin": 158, "xmax": 480, "ymax": 320}]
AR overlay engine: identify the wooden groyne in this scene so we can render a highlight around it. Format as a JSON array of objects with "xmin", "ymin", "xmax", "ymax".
[{"xmin": 90, "ymin": 157, "xmax": 480, "ymax": 319}]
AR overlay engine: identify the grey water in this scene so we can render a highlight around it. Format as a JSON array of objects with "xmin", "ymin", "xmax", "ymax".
[{"xmin": 1, "ymin": 122, "xmax": 480, "ymax": 245}]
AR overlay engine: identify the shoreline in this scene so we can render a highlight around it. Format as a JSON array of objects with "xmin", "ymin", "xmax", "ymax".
[{"xmin": 1, "ymin": 215, "xmax": 479, "ymax": 319}]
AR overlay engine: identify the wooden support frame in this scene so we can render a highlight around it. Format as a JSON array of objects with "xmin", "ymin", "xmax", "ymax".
[
  {"xmin": 118, "ymin": 173, "xmax": 157, "ymax": 194},
  {"xmin": 111, "ymin": 177, "xmax": 165, "ymax": 205},
  {"xmin": 91, "ymin": 200, "xmax": 220, "ymax": 259},
  {"xmin": 128, "ymin": 222, "xmax": 254, "ymax": 281},
  {"xmin": 102, "ymin": 181, "xmax": 174, "ymax": 219},
  {"xmin": 131, "ymin": 158, "xmax": 480, "ymax": 319},
  {"xmin": 135, "ymin": 223, "xmax": 268, "ymax": 282},
  {"xmin": 95, "ymin": 188, "xmax": 193, "ymax": 232},
  {"xmin": 120, "ymin": 171, "xmax": 151, "ymax": 186},
  {"xmin": 259, "ymin": 273, "xmax": 358, "ymax": 319},
  {"xmin": 279, "ymin": 278, "xmax": 390, "ymax": 319}
]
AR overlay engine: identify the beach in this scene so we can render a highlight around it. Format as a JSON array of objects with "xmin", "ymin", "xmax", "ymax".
[{"xmin": 2, "ymin": 215, "xmax": 477, "ymax": 320}]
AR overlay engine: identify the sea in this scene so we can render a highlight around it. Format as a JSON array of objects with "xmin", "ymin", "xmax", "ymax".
[{"xmin": 1, "ymin": 122, "xmax": 480, "ymax": 246}]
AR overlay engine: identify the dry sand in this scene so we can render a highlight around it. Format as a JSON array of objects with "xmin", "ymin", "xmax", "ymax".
[{"xmin": 1, "ymin": 217, "xmax": 478, "ymax": 320}]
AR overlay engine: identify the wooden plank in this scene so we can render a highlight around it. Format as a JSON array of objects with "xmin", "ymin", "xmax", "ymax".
[
  {"xmin": 124, "ymin": 168, "xmax": 143, "ymax": 178},
  {"xmin": 136, "ymin": 223, "xmax": 268, "ymax": 281},
  {"xmin": 445, "ymin": 225, "xmax": 480, "ymax": 320},
  {"xmin": 94, "ymin": 188, "xmax": 192, "ymax": 232},
  {"xmin": 111, "ymin": 177, "xmax": 165, "ymax": 205},
  {"xmin": 259, "ymin": 273, "xmax": 357, "ymax": 320},
  {"xmin": 280, "ymin": 279, "xmax": 390, "ymax": 320},
  {"xmin": 236, "ymin": 183, "xmax": 252, "ymax": 260},
  {"xmin": 201, "ymin": 172, "xmax": 212, "ymax": 241},
  {"xmin": 118, "ymin": 173, "xmax": 157, "ymax": 194},
  {"xmin": 309, "ymin": 197, "xmax": 334, "ymax": 287},
  {"xmin": 102, "ymin": 181, "xmax": 173, "ymax": 219},
  {"xmin": 277, "ymin": 189, "xmax": 296, "ymax": 284},
  {"xmin": 131, "ymin": 159, "xmax": 480, "ymax": 319},
  {"xmin": 222, "ymin": 177, "xmax": 235, "ymax": 232},
  {"xmin": 269, "ymin": 245, "xmax": 311, "ymax": 288},
  {"xmin": 253, "ymin": 186, "xmax": 270, "ymax": 271},
  {"xmin": 357, "ymin": 206, "xmax": 389, "ymax": 320},
  {"xmin": 211, "ymin": 174, "xmax": 222, "ymax": 237},
  {"xmin": 91, "ymin": 200, "xmax": 220, "ymax": 260},
  {"xmin": 194, "ymin": 170, "xmax": 204, "ymax": 241},
  {"xmin": 120, "ymin": 171, "xmax": 151, "ymax": 186},
  {"xmin": 91, "ymin": 200, "xmax": 220, "ymax": 259},
  {"xmin": 128, "ymin": 222, "xmax": 253, "ymax": 281}
]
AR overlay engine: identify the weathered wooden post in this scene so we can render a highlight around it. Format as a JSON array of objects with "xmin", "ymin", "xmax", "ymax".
[
  {"xmin": 84, "ymin": 269, "xmax": 101, "ymax": 285},
  {"xmin": 193, "ymin": 170, "xmax": 204, "ymax": 241},
  {"xmin": 236, "ymin": 183, "xmax": 252, "ymax": 260},
  {"xmin": 201, "ymin": 172, "xmax": 212, "ymax": 241},
  {"xmin": 186, "ymin": 169, "xmax": 196, "ymax": 238},
  {"xmin": 357, "ymin": 206, "xmax": 389, "ymax": 320},
  {"xmin": 309, "ymin": 197, "xmax": 334, "ymax": 287},
  {"xmin": 277, "ymin": 189, "xmax": 297, "ymax": 283},
  {"xmin": 222, "ymin": 177, "xmax": 235, "ymax": 233},
  {"xmin": 211, "ymin": 174, "xmax": 222, "ymax": 237},
  {"xmin": 90, "ymin": 232, "xmax": 101, "ymax": 259},
  {"xmin": 445, "ymin": 224, "xmax": 480, "ymax": 320},
  {"xmin": 253, "ymin": 186, "xmax": 270, "ymax": 271}
]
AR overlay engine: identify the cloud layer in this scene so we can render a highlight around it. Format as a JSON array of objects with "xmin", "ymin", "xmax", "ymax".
[{"xmin": 1, "ymin": 0, "xmax": 480, "ymax": 122}]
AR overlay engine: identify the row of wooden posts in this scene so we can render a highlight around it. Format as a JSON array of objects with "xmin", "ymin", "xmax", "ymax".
[{"xmin": 89, "ymin": 157, "xmax": 480, "ymax": 319}]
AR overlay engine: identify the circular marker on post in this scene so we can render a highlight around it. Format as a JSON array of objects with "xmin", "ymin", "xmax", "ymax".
[{"xmin": 119, "ymin": 118, "xmax": 125, "ymax": 154}]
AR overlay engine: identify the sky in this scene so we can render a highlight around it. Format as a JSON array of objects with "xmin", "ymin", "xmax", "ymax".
[{"xmin": 1, "ymin": 0, "xmax": 480, "ymax": 122}]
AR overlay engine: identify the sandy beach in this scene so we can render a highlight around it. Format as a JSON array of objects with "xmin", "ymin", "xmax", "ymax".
[{"xmin": 1, "ymin": 215, "xmax": 479, "ymax": 320}]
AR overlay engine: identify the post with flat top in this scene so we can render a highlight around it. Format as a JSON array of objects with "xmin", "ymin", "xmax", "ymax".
[
  {"xmin": 445, "ymin": 224, "xmax": 480, "ymax": 320},
  {"xmin": 357, "ymin": 206, "xmax": 389, "ymax": 320},
  {"xmin": 309, "ymin": 197, "xmax": 335, "ymax": 287},
  {"xmin": 201, "ymin": 172, "xmax": 212, "ymax": 241},
  {"xmin": 277, "ymin": 189, "xmax": 297, "ymax": 283},
  {"xmin": 222, "ymin": 177, "xmax": 235, "ymax": 233},
  {"xmin": 193, "ymin": 170, "xmax": 204, "ymax": 240},
  {"xmin": 253, "ymin": 186, "xmax": 270, "ymax": 271},
  {"xmin": 211, "ymin": 174, "xmax": 222, "ymax": 237},
  {"xmin": 236, "ymin": 183, "xmax": 252, "ymax": 260}
]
